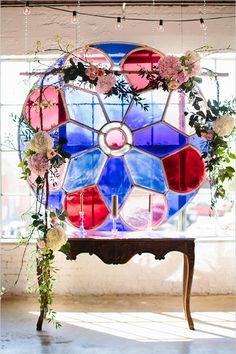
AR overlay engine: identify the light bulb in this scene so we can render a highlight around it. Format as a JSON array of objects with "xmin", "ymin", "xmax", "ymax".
[
  {"xmin": 115, "ymin": 17, "xmax": 123, "ymax": 31},
  {"xmin": 200, "ymin": 18, "xmax": 207, "ymax": 31},
  {"xmin": 23, "ymin": 1, "xmax": 30, "ymax": 16},
  {"xmin": 157, "ymin": 19, "xmax": 164, "ymax": 32},
  {"xmin": 71, "ymin": 11, "xmax": 78, "ymax": 24}
]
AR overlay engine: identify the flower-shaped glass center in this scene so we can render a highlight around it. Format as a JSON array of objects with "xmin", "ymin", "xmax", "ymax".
[
  {"xmin": 105, "ymin": 129, "xmax": 126, "ymax": 150},
  {"xmin": 98, "ymin": 122, "xmax": 133, "ymax": 157}
]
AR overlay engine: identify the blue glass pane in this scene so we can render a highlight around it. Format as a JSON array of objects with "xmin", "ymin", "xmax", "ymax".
[
  {"xmin": 125, "ymin": 90, "xmax": 169, "ymax": 131},
  {"xmin": 48, "ymin": 191, "xmax": 65, "ymax": 212},
  {"xmin": 124, "ymin": 149, "xmax": 167, "ymax": 193},
  {"xmin": 190, "ymin": 134, "xmax": 210, "ymax": 153},
  {"xmin": 134, "ymin": 123, "xmax": 188, "ymax": 157},
  {"xmin": 50, "ymin": 122, "xmax": 97, "ymax": 156},
  {"xmin": 166, "ymin": 191, "xmax": 196, "ymax": 219},
  {"xmin": 98, "ymin": 157, "xmax": 132, "ymax": 208},
  {"xmin": 63, "ymin": 148, "xmax": 107, "ymax": 192},
  {"xmin": 98, "ymin": 217, "xmax": 132, "ymax": 232},
  {"xmin": 64, "ymin": 88, "xmax": 107, "ymax": 130},
  {"xmin": 93, "ymin": 43, "xmax": 140, "ymax": 65},
  {"xmin": 99, "ymin": 76, "xmax": 131, "ymax": 121}
]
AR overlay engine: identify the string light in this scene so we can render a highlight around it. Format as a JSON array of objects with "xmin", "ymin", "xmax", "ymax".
[
  {"xmin": 71, "ymin": 10, "xmax": 78, "ymax": 24},
  {"xmin": 115, "ymin": 17, "xmax": 123, "ymax": 31},
  {"xmin": 157, "ymin": 19, "xmax": 164, "ymax": 32},
  {"xmin": 200, "ymin": 17, "xmax": 207, "ymax": 30},
  {"xmin": 23, "ymin": 1, "xmax": 30, "ymax": 16},
  {"xmin": 122, "ymin": 2, "xmax": 126, "ymax": 20}
]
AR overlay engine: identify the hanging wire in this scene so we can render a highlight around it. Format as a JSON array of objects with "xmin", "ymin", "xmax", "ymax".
[
  {"xmin": 76, "ymin": 0, "xmax": 81, "ymax": 48},
  {"xmin": 42, "ymin": 5, "xmax": 235, "ymax": 23}
]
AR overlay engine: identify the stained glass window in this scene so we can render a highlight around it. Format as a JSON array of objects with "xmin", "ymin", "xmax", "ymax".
[{"xmin": 19, "ymin": 42, "xmax": 206, "ymax": 232}]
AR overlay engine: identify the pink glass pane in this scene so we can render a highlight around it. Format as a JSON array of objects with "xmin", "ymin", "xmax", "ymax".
[
  {"xmin": 122, "ymin": 49, "xmax": 161, "ymax": 91},
  {"xmin": 163, "ymin": 147, "xmax": 205, "ymax": 193},
  {"xmin": 120, "ymin": 187, "xmax": 167, "ymax": 230},
  {"xmin": 28, "ymin": 163, "xmax": 67, "ymax": 192},
  {"xmin": 24, "ymin": 87, "xmax": 68, "ymax": 131},
  {"xmin": 65, "ymin": 47, "xmax": 111, "ymax": 68},
  {"xmin": 64, "ymin": 186, "xmax": 109, "ymax": 229},
  {"xmin": 105, "ymin": 129, "xmax": 126, "ymax": 149}
]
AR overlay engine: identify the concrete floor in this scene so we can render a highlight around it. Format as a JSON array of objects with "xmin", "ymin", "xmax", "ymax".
[{"xmin": 1, "ymin": 295, "xmax": 235, "ymax": 354}]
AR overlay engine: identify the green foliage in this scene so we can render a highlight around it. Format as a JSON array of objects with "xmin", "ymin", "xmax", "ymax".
[{"xmin": 185, "ymin": 94, "xmax": 236, "ymax": 208}]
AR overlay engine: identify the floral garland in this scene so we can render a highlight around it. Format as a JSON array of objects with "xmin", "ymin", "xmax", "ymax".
[{"xmin": 14, "ymin": 44, "xmax": 235, "ymax": 330}]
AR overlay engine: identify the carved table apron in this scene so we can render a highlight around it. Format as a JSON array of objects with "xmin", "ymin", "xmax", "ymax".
[{"xmin": 36, "ymin": 234, "xmax": 195, "ymax": 331}]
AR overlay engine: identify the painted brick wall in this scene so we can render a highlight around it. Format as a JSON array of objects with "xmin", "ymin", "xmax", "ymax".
[{"xmin": 1, "ymin": 240, "xmax": 235, "ymax": 296}]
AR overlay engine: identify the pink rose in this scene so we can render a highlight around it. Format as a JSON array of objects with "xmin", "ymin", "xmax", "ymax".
[
  {"xmin": 97, "ymin": 68, "xmax": 105, "ymax": 77},
  {"xmin": 176, "ymin": 71, "xmax": 190, "ymax": 84},
  {"xmin": 37, "ymin": 240, "xmax": 46, "ymax": 249},
  {"xmin": 85, "ymin": 65, "xmax": 102, "ymax": 80},
  {"xmin": 50, "ymin": 217, "xmax": 59, "ymax": 226},
  {"xmin": 28, "ymin": 153, "xmax": 50, "ymax": 177},
  {"xmin": 206, "ymin": 130, "xmax": 215, "ymax": 140},
  {"xmin": 46, "ymin": 149, "xmax": 56, "ymax": 159},
  {"xmin": 201, "ymin": 132, "xmax": 208, "ymax": 141}
]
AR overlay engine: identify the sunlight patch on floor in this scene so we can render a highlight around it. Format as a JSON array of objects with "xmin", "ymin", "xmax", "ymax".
[{"xmin": 29, "ymin": 311, "xmax": 235, "ymax": 342}]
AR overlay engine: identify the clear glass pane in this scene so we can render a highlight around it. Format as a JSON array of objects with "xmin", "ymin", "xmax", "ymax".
[
  {"xmin": 1, "ymin": 195, "xmax": 33, "ymax": 237},
  {"xmin": 185, "ymin": 188, "xmax": 235, "ymax": 237},
  {"xmin": 64, "ymin": 88, "xmax": 107, "ymax": 130},
  {"xmin": 1, "ymin": 151, "xmax": 31, "ymax": 194},
  {"xmin": 216, "ymin": 59, "xmax": 236, "ymax": 101},
  {"xmin": 0, "ymin": 61, "xmax": 30, "ymax": 104},
  {"xmin": 1, "ymin": 106, "xmax": 22, "ymax": 151}
]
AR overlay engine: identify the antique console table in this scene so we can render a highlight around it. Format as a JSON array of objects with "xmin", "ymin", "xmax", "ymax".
[{"xmin": 37, "ymin": 232, "xmax": 195, "ymax": 331}]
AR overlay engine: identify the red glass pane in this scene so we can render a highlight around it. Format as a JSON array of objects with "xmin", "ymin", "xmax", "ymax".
[
  {"xmin": 163, "ymin": 147, "xmax": 205, "ymax": 193},
  {"xmin": 105, "ymin": 129, "xmax": 126, "ymax": 149},
  {"xmin": 122, "ymin": 49, "xmax": 161, "ymax": 91},
  {"xmin": 24, "ymin": 87, "xmax": 68, "ymax": 131},
  {"xmin": 64, "ymin": 186, "xmax": 109, "ymax": 229}
]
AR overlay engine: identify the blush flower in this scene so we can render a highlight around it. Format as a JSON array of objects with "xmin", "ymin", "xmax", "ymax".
[
  {"xmin": 85, "ymin": 65, "xmax": 105, "ymax": 80},
  {"xmin": 96, "ymin": 74, "xmax": 116, "ymax": 94},
  {"xmin": 28, "ymin": 131, "xmax": 54, "ymax": 154},
  {"xmin": 158, "ymin": 55, "xmax": 181, "ymax": 81},
  {"xmin": 50, "ymin": 217, "xmax": 60, "ymax": 226},
  {"xmin": 37, "ymin": 240, "xmax": 46, "ymax": 249},
  {"xmin": 46, "ymin": 226, "xmax": 68, "ymax": 251},
  {"xmin": 46, "ymin": 149, "xmax": 56, "ymax": 159},
  {"xmin": 212, "ymin": 115, "xmax": 235, "ymax": 137},
  {"xmin": 168, "ymin": 80, "xmax": 180, "ymax": 90},
  {"xmin": 28, "ymin": 153, "xmax": 50, "ymax": 177}
]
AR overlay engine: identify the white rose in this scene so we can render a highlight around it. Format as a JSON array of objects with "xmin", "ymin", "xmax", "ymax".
[
  {"xmin": 27, "ymin": 131, "xmax": 54, "ymax": 153},
  {"xmin": 212, "ymin": 115, "xmax": 235, "ymax": 137},
  {"xmin": 46, "ymin": 226, "xmax": 68, "ymax": 251}
]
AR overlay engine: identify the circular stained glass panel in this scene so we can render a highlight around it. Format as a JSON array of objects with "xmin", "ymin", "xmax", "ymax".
[{"xmin": 19, "ymin": 42, "xmax": 206, "ymax": 232}]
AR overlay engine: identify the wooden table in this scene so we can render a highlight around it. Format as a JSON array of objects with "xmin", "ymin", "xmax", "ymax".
[{"xmin": 36, "ymin": 232, "xmax": 195, "ymax": 331}]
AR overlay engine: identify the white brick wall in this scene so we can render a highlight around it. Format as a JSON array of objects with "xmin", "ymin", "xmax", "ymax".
[
  {"xmin": 1, "ymin": 240, "xmax": 235, "ymax": 296},
  {"xmin": 1, "ymin": 5, "xmax": 235, "ymax": 55}
]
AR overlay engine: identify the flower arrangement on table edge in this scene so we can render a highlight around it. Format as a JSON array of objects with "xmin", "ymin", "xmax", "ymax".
[{"xmin": 3, "ymin": 42, "xmax": 235, "ymax": 330}]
